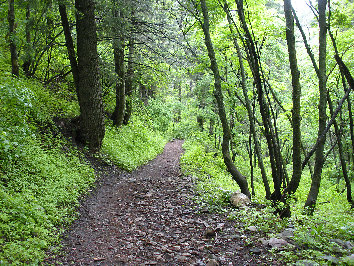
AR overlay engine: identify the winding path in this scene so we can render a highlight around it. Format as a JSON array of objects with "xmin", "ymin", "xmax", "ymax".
[{"xmin": 48, "ymin": 140, "xmax": 278, "ymax": 265}]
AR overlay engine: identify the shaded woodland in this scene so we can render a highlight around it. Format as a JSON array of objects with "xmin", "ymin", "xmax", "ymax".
[{"xmin": 0, "ymin": 0, "xmax": 353, "ymax": 264}]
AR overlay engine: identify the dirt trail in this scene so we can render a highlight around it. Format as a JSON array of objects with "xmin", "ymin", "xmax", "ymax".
[{"xmin": 48, "ymin": 140, "xmax": 279, "ymax": 265}]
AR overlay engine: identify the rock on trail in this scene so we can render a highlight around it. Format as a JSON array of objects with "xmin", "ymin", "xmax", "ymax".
[{"xmin": 46, "ymin": 140, "xmax": 279, "ymax": 265}]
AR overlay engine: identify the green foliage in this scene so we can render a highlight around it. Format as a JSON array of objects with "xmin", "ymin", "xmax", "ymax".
[
  {"xmin": 181, "ymin": 132, "xmax": 239, "ymax": 211},
  {"xmin": 181, "ymin": 130, "xmax": 354, "ymax": 264},
  {"xmin": 0, "ymin": 136, "xmax": 94, "ymax": 264},
  {"xmin": 145, "ymin": 98, "xmax": 174, "ymax": 133},
  {"xmin": 102, "ymin": 117, "xmax": 166, "ymax": 171},
  {"xmin": 0, "ymin": 74, "xmax": 78, "ymax": 169},
  {"xmin": 0, "ymin": 69, "xmax": 94, "ymax": 264}
]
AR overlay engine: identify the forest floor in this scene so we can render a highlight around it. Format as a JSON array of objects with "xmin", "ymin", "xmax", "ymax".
[{"xmin": 46, "ymin": 140, "xmax": 281, "ymax": 265}]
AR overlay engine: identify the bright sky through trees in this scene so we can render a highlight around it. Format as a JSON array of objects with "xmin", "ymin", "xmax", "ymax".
[{"xmin": 291, "ymin": 0, "xmax": 313, "ymax": 26}]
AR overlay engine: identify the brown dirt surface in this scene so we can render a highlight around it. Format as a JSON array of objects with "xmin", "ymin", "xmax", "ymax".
[{"xmin": 46, "ymin": 140, "xmax": 280, "ymax": 265}]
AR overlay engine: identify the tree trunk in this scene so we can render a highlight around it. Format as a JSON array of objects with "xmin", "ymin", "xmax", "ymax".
[
  {"xmin": 235, "ymin": 0, "xmax": 285, "ymax": 202},
  {"xmin": 23, "ymin": 3, "xmax": 32, "ymax": 76},
  {"xmin": 75, "ymin": 0, "xmax": 105, "ymax": 152},
  {"xmin": 327, "ymin": 90, "xmax": 353, "ymax": 207},
  {"xmin": 223, "ymin": 3, "xmax": 270, "ymax": 199},
  {"xmin": 341, "ymin": 76, "xmax": 354, "ymax": 164},
  {"xmin": 140, "ymin": 83, "xmax": 148, "ymax": 105},
  {"xmin": 200, "ymin": 0, "xmax": 250, "ymax": 199},
  {"xmin": 305, "ymin": 0, "xmax": 327, "ymax": 214},
  {"xmin": 8, "ymin": 0, "xmax": 19, "ymax": 77},
  {"xmin": 123, "ymin": 36, "xmax": 135, "ymax": 125},
  {"xmin": 111, "ymin": 35, "xmax": 125, "ymax": 127},
  {"xmin": 59, "ymin": 3, "xmax": 79, "ymax": 92},
  {"xmin": 283, "ymin": 0, "xmax": 302, "ymax": 195}
]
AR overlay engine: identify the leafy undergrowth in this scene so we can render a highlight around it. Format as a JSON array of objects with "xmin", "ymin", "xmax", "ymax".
[
  {"xmin": 0, "ymin": 136, "xmax": 95, "ymax": 264},
  {"xmin": 180, "ymin": 132, "xmax": 354, "ymax": 265},
  {"xmin": 0, "ymin": 71, "xmax": 166, "ymax": 264},
  {"xmin": 0, "ymin": 73, "xmax": 93, "ymax": 264},
  {"xmin": 102, "ymin": 118, "xmax": 166, "ymax": 171}
]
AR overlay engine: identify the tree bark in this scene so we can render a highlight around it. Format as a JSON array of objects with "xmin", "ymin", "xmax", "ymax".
[
  {"xmin": 223, "ymin": 3, "xmax": 270, "ymax": 199},
  {"xmin": 23, "ymin": 3, "xmax": 32, "ymax": 76},
  {"xmin": 235, "ymin": 0, "xmax": 286, "ymax": 201},
  {"xmin": 8, "ymin": 0, "xmax": 19, "ymax": 77},
  {"xmin": 59, "ymin": 3, "xmax": 79, "ymax": 92},
  {"xmin": 75, "ymin": 0, "xmax": 105, "ymax": 152},
  {"xmin": 327, "ymin": 90, "xmax": 353, "ymax": 207},
  {"xmin": 140, "ymin": 83, "xmax": 148, "ymax": 105},
  {"xmin": 283, "ymin": 0, "xmax": 302, "ymax": 195},
  {"xmin": 111, "ymin": 35, "xmax": 126, "ymax": 127},
  {"xmin": 123, "ymin": 36, "xmax": 135, "ymax": 125},
  {"xmin": 305, "ymin": 0, "xmax": 327, "ymax": 214},
  {"xmin": 200, "ymin": 0, "xmax": 250, "ymax": 199}
]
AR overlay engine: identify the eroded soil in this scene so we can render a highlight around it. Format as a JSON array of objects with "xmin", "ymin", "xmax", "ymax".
[{"xmin": 46, "ymin": 140, "xmax": 279, "ymax": 265}]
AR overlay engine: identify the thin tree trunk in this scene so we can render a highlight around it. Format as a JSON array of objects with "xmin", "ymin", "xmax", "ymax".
[
  {"xmin": 200, "ymin": 0, "xmax": 250, "ymax": 198},
  {"xmin": 283, "ymin": 0, "xmax": 302, "ymax": 195},
  {"xmin": 249, "ymin": 134, "xmax": 255, "ymax": 196},
  {"xmin": 75, "ymin": 0, "xmax": 105, "ymax": 152},
  {"xmin": 302, "ymin": 56, "xmax": 353, "ymax": 169},
  {"xmin": 305, "ymin": 0, "xmax": 328, "ymax": 214},
  {"xmin": 328, "ymin": 20, "xmax": 354, "ymax": 166},
  {"xmin": 341, "ymin": 75, "xmax": 354, "ymax": 164},
  {"xmin": 123, "ymin": 36, "xmax": 135, "ymax": 125},
  {"xmin": 8, "ymin": 0, "xmax": 19, "ymax": 77},
  {"xmin": 223, "ymin": 3, "xmax": 270, "ymax": 199},
  {"xmin": 111, "ymin": 36, "xmax": 125, "ymax": 127},
  {"xmin": 23, "ymin": 3, "xmax": 32, "ymax": 76},
  {"xmin": 327, "ymin": 90, "xmax": 353, "ymax": 206},
  {"xmin": 140, "ymin": 83, "xmax": 148, "ymax": 105},
  {"xmin": 235, "ymin": 0, "xmax": 285, "ymax": 201},
  {"xmin": 59, "ymin": 3, "xmax": 79, "ymax": 92}
]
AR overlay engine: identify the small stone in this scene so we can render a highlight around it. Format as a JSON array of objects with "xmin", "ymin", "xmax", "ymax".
[
  {"xmin": 266, "ymin": 238, "xmax": 290, "ymax": 249},
  {"xmin": 145, "ymin": 261, "xmax": 158, "ymax": 265},
  {"xmin": 230, "ymin": 191, "xmax": 250, "ymax": 208},
  {"xmin": 248, "ymin": 226, "xmax": 257, "ymax": 232},
  {"xmin": 172, "ymin": 245, "xmax": 181, "ymax": 251},
  {"xmin": 259, "ymin": 238, "xmax": 268, "ymax": 245},
  {"xmin": 93, "ymin": 257, "xmax": 105, "ymax": 261},
  {"xmin": 249, "ymin": 247, "xmax": 262, "ymax": 255},
  {"xmin": 330, "ymin": 239, "xmax": 354, "ymax": 250},
  {"xmin": 176, "ymin": 255, "xmax": 188, "ymax": 262},
  {"xmin": 216, "ymin": 223, "xmax": 225, "ymax": 232},
  {"xmin": 277, "ymin": 228, "xmax": 295, "ymax": 240},
  {"xmin": 195, "ymin": 260, "xmax": 206, "ymax": 266},
  {"xmin": 295, "ymin": 259, "xmax": 319, "ymax": 266},
  {"xmin": 345, "ymin": 241, "xmax": 354, "ymax": 250},
  {"xmin": 206, "ymin": 258, "xmax": 219, "ymax": 266},
  {"xmin": 235, "ymin": 245, "xmax": 243, "ymax": 251}
]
